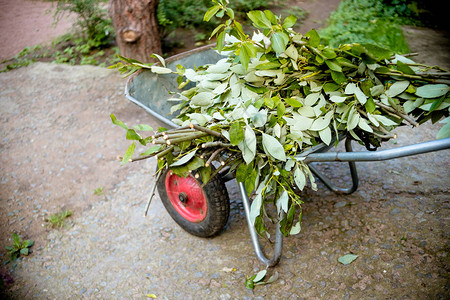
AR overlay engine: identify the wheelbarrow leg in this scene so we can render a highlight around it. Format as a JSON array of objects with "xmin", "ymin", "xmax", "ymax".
[
  {"xmin": 239, "ymin": 182, "xmax": 283, "ymax": 267},
  {"xmin": 308, "ymin": 138, "xmax": 359, "ymax": 195}
]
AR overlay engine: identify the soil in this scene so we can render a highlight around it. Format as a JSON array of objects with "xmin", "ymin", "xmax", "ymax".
[
  {"xmin": 0, "ymin": 0, "xmax": 449, "ymax": 299},
  {"xmin": 0, "ymin": 0, "xmax": 75, "ymax": 62}
]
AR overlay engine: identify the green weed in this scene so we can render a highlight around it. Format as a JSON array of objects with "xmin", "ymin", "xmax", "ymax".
[
  {"xmin": 319, "ymin": 0, "xmax": 417, "ymax": 53},
  {"xmin": 45, "ymin": 210, "xmax": 73, "ymax": 228},
  {"xmin": 5, "ymin": 233, "xmax": 34, "ymax": 263},
  {"xmin": 93, "ymin": 186, "xmax": 104, "ymax": 196}
]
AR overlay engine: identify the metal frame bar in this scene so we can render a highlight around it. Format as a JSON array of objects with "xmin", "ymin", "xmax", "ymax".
[
  {"xmin": 239, "ymin": 182, "xmax": 284, "ymax": 267},
  {"xmin": 308, "ymin": 138, "xmax": 359, "ymax": 195},
  {"xmin": 301, "ymin": 138, "xmax": 450, "ymax": 163}
]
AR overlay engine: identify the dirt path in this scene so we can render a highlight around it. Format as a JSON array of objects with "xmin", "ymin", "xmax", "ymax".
[
  {"xmin": 0, "ymin": 0, "xmax": 449, "ymax": 299},
  {"xmin": 0, "ymin": 0, "xmax": 75, "ymax": 61}
]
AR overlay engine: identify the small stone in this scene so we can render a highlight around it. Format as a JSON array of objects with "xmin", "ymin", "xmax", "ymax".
[
  {"xmin": 390, "ymin": 208, "xmax": 401, "ymax": 215},
  {"xmin": 334, "ymin": 201, "xmax": 347, "ymax": 208}
]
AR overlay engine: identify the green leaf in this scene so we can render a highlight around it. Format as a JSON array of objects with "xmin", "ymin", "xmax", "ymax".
[
  {"xmin": 12, "ymin": 233, "xmax": 21, "ymax": 246},
  {"xmin": 247, "ymin": 10, "xmax": 272, "ymax": 29},
  {"xmin": 170, "ymin": 150, "xmax": 197, "ymax": 167},
  {"xmin": 338, "ymin": 254, "xmax": 358, "ymax": 265},
  {"xmin": 236, "ymin": 162, "xmax": 249, "ymax": 182},
  {"xmin": 305, "ymin": 29, "xmax": 320, "ymax": 47},
  {"xmin": 323, "ymin": 83, "xmax": 340, "ymax": 93},
  {"xmin": 370, "ymin": 85, "xmax": 384, "ymax": 97},
  {"xmin": 249, "ymin": 194, "xmax": 262, "ymax": 225},
  {"xmin": 111, "ymin": 114, "xmax": 128, "ymax": 130},
  {"xmin": 276, "ymin": 190, "xmax": 289, "ymax": 214},
  {"xmin": 240, "ymin": 42, "xmax": 256, "ymax": 70},
  {"xmin": 226, "ymin": 8, "xmax": 235, "ymax": 19},
  {"xmin": 262, "ymin": 133, "xmax": 286, "ymax": 161},
  {"xmin": 216, "ymin": 31, "xmax": 225, "ymax": 52},
  {"xmin": 282, "ymin": 15, "xmax": 297, "ymax": 29},
  {"xmin": 204, "ymin": 5, "xmax": 221, "ymax": 22},
  {"xmin": 210, "ymin": 24, "xmax": 225, "ymax": 38},
  {"xmin": 271, "ymin": 32, "xmax": 289, "ymax": 55},
  {"xmin": 264, "ymin": 10, "xmax": 277, "ymax": 24},
  {"xmin": 253, "ymin": 270, "xmax": 267, "ymax": 283},
  {"xmin": 305, "ymin": 92, "xmax": 320, "ymax": 106},
  {"xmin": 319, "ymin": 127, "xmax": 332, "ymax": 145},
  {"xmin": 255, "ymin": 61, "xmax": 282, "ymax": 70},
  {"xmin": 126, "ymin": 129, "xmax": 142, "ymax": 141},
  {"xmin": 355, "ymin": 86, "xmax": 367, "ymax": 105},
  {"xmin": 290, "ymin": 222, "xmax": 301, "ymax": 235},
  {"xmin": 347, "ymin": 108, "xmax": 360, "ymax": 130},
  {"xmin": 230, "ymin": 121, "xmax": 245, "ymax": 145},
  {"xmin": 437, "ymin": 118, "xmax": 450, "ymax": 139},
  {"xmin": 133, "ymin": 124, "xmax": 153, "ymax": 131},
  {"xmin": 429, "ymin": 97, "xmax": 445, "ymax": 113},
  {"xmin": 239, "ymin": 126, "xmax": 257, "ymax": 164},
  {"xmin": 330, "ymin": 95, "xmax": 347, "ymax": 103},
  {"xmin": 325, "ymin": 59, "xmax": 342, "ymax": 72},
  {"xmin": 415, "ymin": 84, "xmax": 450, "ymax": 99},
  {"xmin": 277, "ymin": 102, "xmax": 285, "ymax": 117},
  {"xmin": 186, "ymin": 156, "xmax": 205, "ymax": 171},
  {"xmin": 310, "ymin": 116, "xmax": 331, "ymax": 131},
  {"xmin": 285, "ymin": 44, "xmax": 299, "ymax": 61},
  {"xmin": 330, "ymin": 70, "xmax": 347, "ymax": 84},
  {"xmin": 252, "ymin": 110, "xmax": 268, "ymax": 128},
  {"xmin": 373, "ymin": 114, "xmax": 399, "ymax": 126},
  {"xmin": 198, "ymin": 166, "xmax": 211, "ymax": 183},
  {"xmin": 245, "ymin": 168, "xmax": 258, "ymax": 194},
  {"xmin": 141, "ymin": 146, "xmax": 161, "ymax": 156},
  {"xmin": 285, "ymin": 97, "xmax": 303, "ymax": 108},
  {"xmin": 360, "ymin": 43, "xmax": 393, "ymax": 60},
  {"xmin": 365, "ymin": 97, "xmax": 376, "ymax": 113},
  {"xmin": 150, "ymin": 66, "xmax": 172, "ymax": 74},
  {"xmin": 245, "ymin": 278, "xmax": 255, "ymax": 289},
  {"xmin": 358, "ymin": 117, "xmax": 373, "ymax": 132},
  {"xmin": 170, "ymin": 165, "xmax": 190, "ymax": 177},
  {"xmin": 151, "ymin": 53, "xmax": 166, "ymax": 67},
  {"xmin": 396, "ymin": 60, "xmax": 415, "ymax": 75},
  {"xmin": 20, "ymin": 248, "xmax": 29, "ymax": 256},
  {"xmin": 122, "ymin": 142, "xmax": 135, "ymax": 165},
  {"xmin": 294, "ymin": 165, "xmax": 306, "ymax": 190},
  {"xmin": 386, "ymin": 80, "xmax": 409, "ymax": 97},
  {"xmin": 191, "ymin": 92, "xmax": 215, "ymax": 107}
]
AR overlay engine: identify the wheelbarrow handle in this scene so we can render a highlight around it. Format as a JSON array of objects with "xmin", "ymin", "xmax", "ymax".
[
  {"xmin": 302, "ymin": 137, "xmax": 450, "ymax": 163},
  {"xmin": 239, "ymin": 182, "xmax": 284, "ymax": 268}
]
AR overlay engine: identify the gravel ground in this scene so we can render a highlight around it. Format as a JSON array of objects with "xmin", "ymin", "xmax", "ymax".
[{"xmin": 1, "ymin": 62, "xmax": 449, "ymax": 300}]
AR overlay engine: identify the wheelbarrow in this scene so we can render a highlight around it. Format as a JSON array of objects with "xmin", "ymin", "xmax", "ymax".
[{"xmin": 124, "ymin": 45, "xmax": 450, "ymax": 267}]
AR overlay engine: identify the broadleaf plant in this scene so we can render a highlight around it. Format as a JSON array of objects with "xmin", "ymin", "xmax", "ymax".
[{"xmin": 110, "ymin": 0, "xmax": 450, "ymax": 237}]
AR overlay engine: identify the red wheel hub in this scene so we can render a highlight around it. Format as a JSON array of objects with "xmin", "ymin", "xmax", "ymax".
[{"xmin": 165, "ymin": 171, "xmax": 207, "ymax": 222}]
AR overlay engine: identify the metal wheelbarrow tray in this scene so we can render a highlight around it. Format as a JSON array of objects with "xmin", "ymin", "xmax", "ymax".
[{"xmin": 124, "ymin": 45, "xmax": 450, "ymax": 267}]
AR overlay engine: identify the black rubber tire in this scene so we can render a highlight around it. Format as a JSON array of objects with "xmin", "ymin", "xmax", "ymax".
[{"xmin": 157, "ymin": 167, "xmax": 230, "ymax": 237}]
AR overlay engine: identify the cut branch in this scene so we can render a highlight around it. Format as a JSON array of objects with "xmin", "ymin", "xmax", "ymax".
[
  {"xmin": 375, "ymin": 102, "xmax": 419, "ymax": 127},
  {"xmin": 144, "ymin": 170, "xmax": 162, "ymax": 217},
  {"xmin": 189, "ymin": 123, "xmax": 223, "ymax": 138}
]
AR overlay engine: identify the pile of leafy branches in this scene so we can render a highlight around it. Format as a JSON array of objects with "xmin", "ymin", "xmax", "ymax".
[{"xmin": 111, "ymin": 0, "xmax": 449, "ymax": 236}]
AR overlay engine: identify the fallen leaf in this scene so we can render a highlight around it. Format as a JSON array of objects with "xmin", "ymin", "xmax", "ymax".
[{"xmin": 338, "ymin": 254, "xmax": 358, "ymax": 265}]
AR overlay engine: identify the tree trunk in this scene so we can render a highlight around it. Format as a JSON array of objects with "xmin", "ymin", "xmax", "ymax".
[{"xmin": 109, "ymin": 0, "xmax": 162, "ymax": 62}]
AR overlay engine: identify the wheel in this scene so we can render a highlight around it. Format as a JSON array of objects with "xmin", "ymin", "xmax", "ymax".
[{"xmin": 157, "ymin": 167, "xmax": 230, "ymax": 237}]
